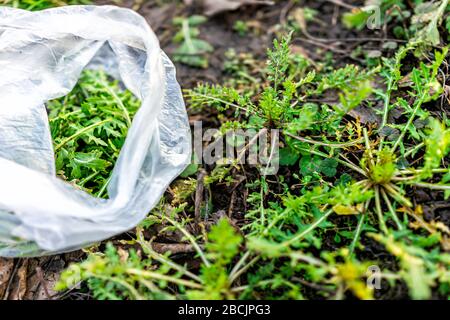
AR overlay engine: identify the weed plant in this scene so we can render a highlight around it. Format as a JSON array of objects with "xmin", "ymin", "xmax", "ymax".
[{"xmin": 7, "ymin": 0, "xmax": 449, "ymax": 300}]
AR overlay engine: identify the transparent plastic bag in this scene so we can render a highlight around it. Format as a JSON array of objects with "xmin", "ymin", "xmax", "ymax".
[{"xmin": 0, "ymin": 5, "xmax": 191, "ymax": 257}]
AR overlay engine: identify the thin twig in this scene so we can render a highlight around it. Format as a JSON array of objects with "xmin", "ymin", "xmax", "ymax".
[
  {"xmin": 411, "ymin": 182, "xmax": 450, "ymax": 191},
  {"xmin": 374, "ymin": 186, "xmax": 388, "ymax": 234},
  {"xmin": 285, "ymin": 132, "xmax": 364, "ymax": 148},
  {"xmin": 194, "ymin": 169, "xmax": 206, "ymax": 223},
  {"xmin": 380, "ymin": 188, "xmax": 403, "ymax": 230}
]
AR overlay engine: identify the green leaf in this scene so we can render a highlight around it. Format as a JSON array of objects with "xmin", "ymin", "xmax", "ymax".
[
  {"xmin": 422, "ymin": 118, "xmax": 450, "ymax": 178},
  {"xmin": 206, "ymin": 218, "xmax": 242, "ymax": 265},
  {"xmin": 342, "ymin": 10, "xmax": 372, "ymax": 30},
  {"xmin": 299, "ymin": 155, "xmax": 321, "ymax": 176},
  {"xmin": 319, "ymin": 158, "xmax": 338, "ymax": 178},
  {"xmin": 180, "ymin": 163, "xmax": 199, "ymax": 178},
  {"xmin": 187, "ymin": 15, "xmax": 208, "ymax": 26},
  {"xmin": 279, "ymin": 148, "xmax": 300, "ymax": 166}
]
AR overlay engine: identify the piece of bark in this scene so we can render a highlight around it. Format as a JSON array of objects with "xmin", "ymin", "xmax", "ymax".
[
  {"xmin": 151, "ymin": 242, "xmax": 197, "ymax": 254},
  {"xmin": 9, "ymin": 259, "xmax": 28, "ymax": 300},
  {"xmin": 0, "ymin": 258, "xmax": 14, "ymax": 299}
]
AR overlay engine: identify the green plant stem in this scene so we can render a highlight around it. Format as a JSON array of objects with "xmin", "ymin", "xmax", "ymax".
[
  {"xmin": 79, "ymin": 170, "xmax": 100, "ymax": 186},
  {"xmin": 289, "ymin": 251, "xmax": 328, "ymax": 267},
  {"xmin": 187, "ymin": 92, "xmax": 254, "ymax": 114},
  {"xmin": 374, "ymin": 186, "xmax": 388, "ymax": 234},
  {"xmin": 363, "ymin": 128, "xmax": 375, "ymax": 167},
  {"xmin": 140, "ymin": 279, "xmax": 169, "ymax": 297},
  {"xmin": 402, "ymin": 142, "xmax": 425, "ymax": 158},
  {"xmin": 380, "ymin": 188, "xmax": 403, "ymax": 230},
  {"xmin": 281, "ymin": 209, "xmax": 333, "ymax": 248},
  {"xmin": 285, "ymin": 132, "xmax": 364, "ymax": 148},
  {"xmin": 383, "ymin": 183, "xmax": 413, "ymax": 207},
  {"xmin": 182, "ymin": 19, "xmax": 195, "ymax": 55},
  {"xmin": 391, "ymin": 176, "xmax": 418, "ymax": 182},
  {"xmin": 98, "ymin": 75, "xmax": 132, "ymax": 127},
  {"xmin": 91, "ymin": 274, "xmax": 144, "ymax": 300},
  {"xmin": 260, "ymin": 178, "xmax": 266, "ymax": 227},
  {"xmin": 162, "ymin": 215, "xmax": 211, "ymax": 268},
  {"xmin": 229, "ymin": 256, "xmax": 260, "ymax": 285},
  {"xmin": 262, "ymin": 209, "xmax": 290, "ymax": 236},
  {"xmin": 49, "ymin": 109, "xmax": 83, "ymax": 122},
  {"xmin": 380, "ymin": 93, "xmax": 391, "ymax": 132},
  {"xmin": 410, "ymin": 182, "xmax": 450, "ymax": 191},
  {"xmin": 127, "ymin": 269, "xmax": 203, "ymax": 289},
  {"xmin": 338, "ymin": 153, "xmax": 368, "ymax": 177},
  {"xmin": 136, "ymin": 229, "xmax": 202, "ymax": 283},
  {"xmin": 349, "ymin": 202, "xmax": 368, "ymax": 255},
  {"xmin": 54, "ymin": 118, "xmax": 113, "ymax": 151},
  {"xmin": 229, "ymin": 251, "xmax": 251, "ymax": 281},
  {"xmin": 96, "ymin": 175, "xmax": 112, "ymax": 198},
  {"xmin": 391, "ymin": 96, "xmax": 424, "ymax": 153},
  {"xmin": 396, "ymin": 168, "xmax": 448, "ymax": 175}
]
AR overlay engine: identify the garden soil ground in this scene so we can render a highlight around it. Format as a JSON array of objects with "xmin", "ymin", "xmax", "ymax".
[{"xmin": 0, "ymin": 0, "xmax": 448, "ymax": 300}]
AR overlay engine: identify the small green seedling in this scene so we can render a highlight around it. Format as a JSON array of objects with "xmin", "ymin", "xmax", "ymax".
[
  {"xmin": 233, "ymin": 20, "xmax": 249, "ymax": 36},
  {"xmin": 172, "ymin": 15, "xmax": 213, "ymax": 68}
]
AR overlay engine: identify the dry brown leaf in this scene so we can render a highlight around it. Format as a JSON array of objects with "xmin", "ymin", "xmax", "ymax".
[
  {"xmin": 202, "ymin": 0, "xmax": 274, "ymax": 16},
  {"xmin": 117, "ymin": 247, "xmax": 129, "ymax": 263},
  {"xmin": 0, "ymin": 258, "xmax": 14, "ymax": 299},
  {"xmin": 34, "ymin": 268, "xmax": 59, "ymax": 300},
  {"xmin": 9, "ymin": 259, "xmax": 28, "ymax": 300},
  {"xmin": 443, "ymin": 85, "xmax": 450, "ymax": 104},
  {"xmin": 292, "ymin": 8, "xmax": 307, "ymax": 31},
  {"xmin": 348, "ymin": 105, "xmax": 381, "ymax": 124},
  {"xmin": 407, "ymin": 208, "xmax": 450, "ymax": 250},
  {"xmin": 441, "ymin": 236, "xmax": 450, "ymax": 251},
  {"xmin": 23, "ymin": 258, "xmax": 58, "ymax": 300}
]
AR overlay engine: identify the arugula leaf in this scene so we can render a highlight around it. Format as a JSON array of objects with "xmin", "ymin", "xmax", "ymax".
[{"xmin": 49, "ymin": 69, "xmax": 139, "ymax": 196}]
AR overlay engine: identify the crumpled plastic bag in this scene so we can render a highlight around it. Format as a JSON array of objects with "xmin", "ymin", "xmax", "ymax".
[{"xmin": 0, "ymin": 5, "xmax": 191, "ymax": 257}]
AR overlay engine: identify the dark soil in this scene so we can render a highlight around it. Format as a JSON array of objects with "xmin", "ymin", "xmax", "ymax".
[{"xmin": 2, "ymin": 0, "xmax": 448, "ymax": 300}]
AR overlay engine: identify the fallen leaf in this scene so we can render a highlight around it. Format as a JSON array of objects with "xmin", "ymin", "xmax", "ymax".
[
  {"xmin": 442, "ymin": 236, "xmax": 450, "ymax": 251},
  {"xmin": 117, "ymin": 247, "xmax": 129, "ymax": 263},
  {"xmin": 24, "ymin": 257, "xmax": 62, "ymax": 300},
  {"xmin": 292, "ymin": 7, "xmax": 307, "ymax": 31},
  {"xmin": 348, "ymin": 105, "xmax": 381, "ymax": 124},
  {"xmin": 0, "ymin": 258, "xmax": 14, "ymax": 299},
  {"xmin": 333, "ymin": 203, "xmax": 364, "ymax": 215},
  {"xmin": 9, "ymin": 259, "xmax": 28, "ymax": 300},
  {"xmin": 33, "ymin": 268, "xmax": 59, "ymax": 300}
]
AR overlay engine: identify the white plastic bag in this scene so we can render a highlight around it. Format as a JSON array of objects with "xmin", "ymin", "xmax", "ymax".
[{"xmin": 0, "ymin": 5, "xmax": 191, "ymax": 257}]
